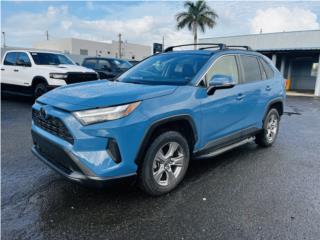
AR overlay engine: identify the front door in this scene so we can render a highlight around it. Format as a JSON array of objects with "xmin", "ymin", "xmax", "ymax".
[{"xmin": 199, "ymin": 55, "xmax": 248, "ymax": 147}]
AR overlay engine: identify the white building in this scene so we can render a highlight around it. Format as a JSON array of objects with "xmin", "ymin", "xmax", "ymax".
[
  {"xmin": 200, "ymin": 30, "xmax": 320, "ymax": 96},
  {"xmin": 33, "ymin": 38, "xmax": 151, "ymax": 61}
]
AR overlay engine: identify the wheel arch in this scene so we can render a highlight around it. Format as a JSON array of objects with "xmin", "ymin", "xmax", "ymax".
[
  {"xmin": 31, "ymin": 76, "xmax": 48, "ymax": 88},
  {"xmin": 264, "ymin": 98, "xmax": 284, "ymax": 121},
  {"xmin": 135, "ymin": 115, "xmax": 198, "ymax": 166}
]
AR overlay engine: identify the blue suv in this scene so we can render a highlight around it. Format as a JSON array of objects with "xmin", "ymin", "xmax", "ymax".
[{"xmin": 31, "ymin": 43, "xmax": 285, "ymax": 195}]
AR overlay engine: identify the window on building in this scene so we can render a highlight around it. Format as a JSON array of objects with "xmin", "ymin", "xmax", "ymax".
[
  {"xmin": 80, "ymin": 49, "xmax": 88, "ymax": 55},
  {"xmin": 205, "ymin": 55, "xmax": 239, "ymax": 84},
  {"xmin": 241, "ymin": 55, "xmax": 262, "ymax": 83},
  {"xmin": 4, "ymin": 52, "xmax": 18, "ymax": 65},
  {"xmin": 311, "ymin": 63, "xmax": 319, "ymax": 77}
]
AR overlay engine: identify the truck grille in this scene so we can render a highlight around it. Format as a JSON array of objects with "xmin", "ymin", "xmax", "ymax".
[
  {"xmin": 32, "ymin": 109, "xmax": 74, "ymax": 144},
  {"xmin": 65, "ymin": 72, "xmax": 98, "ymax": 84}
]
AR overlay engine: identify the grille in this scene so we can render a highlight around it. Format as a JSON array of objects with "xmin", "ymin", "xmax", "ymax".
[
  {"xmin": 65, "ymin": 72, "xmax": 98, "ymax": 84},
  {"xmin": 32, "ymin": 109, "xmax": 74, "ymax": 144}
]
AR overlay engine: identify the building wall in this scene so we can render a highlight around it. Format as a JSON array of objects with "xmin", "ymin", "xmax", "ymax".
[
  {"xmin": 33, "ymin": 38, "xmax": 151, "ymax": 60},
  {"xmin": 199, "ymin": 30, "xmax": 320, "ymax": 50}
]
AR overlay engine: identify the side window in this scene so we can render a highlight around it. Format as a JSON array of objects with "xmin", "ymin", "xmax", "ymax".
[
  {"xmin": 83, "ymin": 59, "xmax": 97, "ymax": 69},
  {"xmin": 3, "ymin": 52, "xmax": 18, "ymax": 66},
  {"xmin": 17, "ymin": 52, "xmax": 31, "ymax": 66},
  {"xmin": 240, "ymin": 55, "xmax": 262, "ymax": 83},
  {"xmin": 205, "ymin": 55, "xmax": 239, "ymax": 84},
  {"xmin": 97, "ymin": 59, "xmax": 112, "ymax": 71},
  {"xmin": 260, "ymin": 58, "xmax": 274, "ymax": 79}
]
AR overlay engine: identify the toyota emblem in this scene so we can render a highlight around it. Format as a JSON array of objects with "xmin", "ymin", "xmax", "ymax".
[{"xmin": 39, "ymin": 107, "xmax": 48, "ymax": 120}]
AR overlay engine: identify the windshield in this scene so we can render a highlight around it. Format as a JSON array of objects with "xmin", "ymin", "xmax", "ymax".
[
  {"xmin": 118, "ymin": 53, "xmax": 210, "ymax": 85},
  {"xmin": 111, "ymin": 59, "xmax": 132, "ymax": 69},
  {"xmin": 30, "ymin": 52, "xmax": 74, "ymax": 65}
]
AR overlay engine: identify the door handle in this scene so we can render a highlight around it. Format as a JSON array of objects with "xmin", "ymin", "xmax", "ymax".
[
  {"xmin": 265, "ymin": 85, "xmax": 272, "ymax": 91},
  {"xmin": 1, "ymin": 68, "xmax": 4, "ymax": 71},
  {"xmin": 13, "ymin": 69, "xmax": 19, "ymax": 72},
  {"xmin": 236, "ymin": 93, "xmax": 245, "ymax": 100}
]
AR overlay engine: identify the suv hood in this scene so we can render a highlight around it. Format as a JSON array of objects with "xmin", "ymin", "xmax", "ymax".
[
  {"xmin": 38, "ymin": 80, "xmax": 177, "ymax": 111},
  {"xmin": 36, "ymin": 64, "xmax": 95, "ymax": 73}
]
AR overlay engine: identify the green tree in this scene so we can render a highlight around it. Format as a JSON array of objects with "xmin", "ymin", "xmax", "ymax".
[{"xmin": 176, "ymin": 0, "xmax": 218, "ymax": 49}]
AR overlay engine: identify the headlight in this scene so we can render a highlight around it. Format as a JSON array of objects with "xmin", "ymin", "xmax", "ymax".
[
  {"xmin": 50, "ymin": 73, "xmax": 68, "ymax": 79},
  {"xmin": 73, "ymin": 101, "xmax": 141, "ymax": 125}
]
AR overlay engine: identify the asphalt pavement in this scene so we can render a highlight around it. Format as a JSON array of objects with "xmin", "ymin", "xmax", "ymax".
[{"xmin": 1, "ymin": 95, "xmax": 320, "ymax": 240}]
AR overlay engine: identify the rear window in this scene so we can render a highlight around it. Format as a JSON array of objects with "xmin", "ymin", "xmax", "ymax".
[
  {"xmin": 4, "ymin": 52, "xmax": 18, "ymax": 65},
  {"xmin": 83, "ymin": 59, "xmax": 97, "ymax": 69},
  {"xmin": 241, "ymin": 55, "xmax": 262, "ymax": 83},
  {"xmin": 260, "ymin": 58, "xmax": 274, "ymax": 79}
]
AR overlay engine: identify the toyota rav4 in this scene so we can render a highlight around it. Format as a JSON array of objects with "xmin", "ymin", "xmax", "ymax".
[{"xmin": 31, "ymin": 43, "xmax": 285, "ymax": 196}]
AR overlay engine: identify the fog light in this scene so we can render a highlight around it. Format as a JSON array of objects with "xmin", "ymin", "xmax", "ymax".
[{"xmin": 107, "ymin": 138, "xmax": 122, "ymax": 164}]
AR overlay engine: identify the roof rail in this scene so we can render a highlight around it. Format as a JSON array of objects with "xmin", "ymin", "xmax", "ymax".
[
  {"xmin": 164, "ymin": 43, "xmax": 226, "ymax": 52},
  {"xmin": 226, "ymin": 45, "xmax": 252, "ymax": 50}
]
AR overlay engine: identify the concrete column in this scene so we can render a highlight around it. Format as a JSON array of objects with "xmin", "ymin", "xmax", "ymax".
[
  {"xmin": 287, "ymin": 61, "xmax": 292, "ymax": 80},
  {"xmin": 280, "ymin": 57, "xmax": 286, "ymax": 77},
  {"xmin": 272, "ymin": 54, "xmax": 277, "ymax": 66},
  {"xmin": 314, "ymin": 54, "xmax": 320, "ymax": 97}
]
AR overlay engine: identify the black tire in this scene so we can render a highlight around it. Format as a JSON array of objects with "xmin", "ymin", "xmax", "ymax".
[
  {"xmin": 34, "ymin": 82, "xmax": 48, "ymax": 99},
  {"xmin": 255, "ymin": 108, "xmax": 280, "ymax": 147},
  {"xmin": 139, "ymin": 131, "xmax": 190, "ymax": 196}
]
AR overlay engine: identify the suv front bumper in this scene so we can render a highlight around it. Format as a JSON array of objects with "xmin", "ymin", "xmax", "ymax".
[{"xmin": 31, "ymin": 129, "xmax": 136, "ymax": 187}]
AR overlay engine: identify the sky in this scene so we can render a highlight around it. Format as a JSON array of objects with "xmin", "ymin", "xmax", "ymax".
[{"xmin": 1, "ymin": 1, "xmax": 320, "ymax": 48}]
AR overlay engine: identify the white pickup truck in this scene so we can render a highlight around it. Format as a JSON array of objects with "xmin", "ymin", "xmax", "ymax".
[{"xmin": 1, "ymin": 50, "xmax": 98, "ymax": 98}]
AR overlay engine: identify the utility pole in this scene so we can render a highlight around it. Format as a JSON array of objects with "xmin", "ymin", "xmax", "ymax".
[
  {"xmin": 2, "ymin": 32, "xmax": 6, "ymax": 48},
  {"xmin": 162, "ymin": 36, "xmax": 165, "ymax": 52},
  {"xmin": 46, "ymin": 30, "xmax": 49, "ymax": 40},
  {"xmin": 118, "ymin": 33, "xmax": 122, "ymax": 59}
]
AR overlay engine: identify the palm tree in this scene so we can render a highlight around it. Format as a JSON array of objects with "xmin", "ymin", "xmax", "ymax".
[{"xmin": 176, "ymin": 0, "xmax": 218, "ymax": 49}]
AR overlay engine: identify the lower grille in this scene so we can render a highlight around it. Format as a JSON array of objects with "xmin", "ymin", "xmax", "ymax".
[
  {"xmin": 32, "ymin": 130, "xmax": 82, "ymax": 174},
  {"xmin": 32, "ymin": 109, "xmax": 74, "ymax": 144},
  {"xmin": 65, "ymin": 72, "xmax": 98, "ymax": 84}
]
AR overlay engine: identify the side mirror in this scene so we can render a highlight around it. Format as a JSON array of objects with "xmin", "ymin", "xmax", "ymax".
[{"xmin": 207, "ymin": 74, "xmax": 235, "ymax": 95}]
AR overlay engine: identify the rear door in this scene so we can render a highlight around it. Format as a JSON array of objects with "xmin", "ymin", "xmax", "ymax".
[
  {"xmin": 237, "ymin": 54, "xmax": 266, "ymax": 130},
  {"xmin": 14, "ymin": 52, "xmax": 33, "ymax": 87},
  {"xmin": 1, "ymin": 52, "xmax": 18, "ymax": 85}
]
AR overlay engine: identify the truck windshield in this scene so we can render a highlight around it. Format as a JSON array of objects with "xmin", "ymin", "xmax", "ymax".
[
  {"xmin": 30, "ymin": 52, "xmax": 74, "ymax": 65},
  {"xmin": 111, "ymin": 59, "xmax": 132, "ymax": 69},
  {"xmin": 118, "ymin": 53, "xmax": 210, "ymax": 85}
]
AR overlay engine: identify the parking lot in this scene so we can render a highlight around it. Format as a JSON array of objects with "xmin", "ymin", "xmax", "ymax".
[{"xmin": 1, "ymin": 96, "xmax": 320, "ymax": 240}]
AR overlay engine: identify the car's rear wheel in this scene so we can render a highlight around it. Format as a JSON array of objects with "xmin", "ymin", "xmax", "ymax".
[
  {"xmin": 255, "ymin": 108, "xmax": 280, "ymax": 147},
  {"xmin": 34, "ymin": 82, "xmax": 48, "ymax": 99},
  {"xmin": 139, "ymin": 131, "xmax": 190, "ymax": 196}
]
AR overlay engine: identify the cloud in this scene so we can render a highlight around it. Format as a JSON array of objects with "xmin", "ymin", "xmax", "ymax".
[{"xmin": 250, "ymin": 7, "xmax": 320, "ymax": 33}]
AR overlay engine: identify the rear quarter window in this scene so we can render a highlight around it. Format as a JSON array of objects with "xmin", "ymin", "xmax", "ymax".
[{"xmin": 260, "ymin": 58, "xmax": 274, "ymax": 79}]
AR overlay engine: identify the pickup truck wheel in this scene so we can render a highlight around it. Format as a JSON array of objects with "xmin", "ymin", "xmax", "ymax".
[
  {"xmin": 139, "ymin": 131, "xmax": 190, "ymax": 196},
  {"xmin": 255, "ymin": 108, "xmax": 280, "ymax": 147},
  {"xmin": 34, "ymin": 82, "xmax": 48, "ymax": 99}
]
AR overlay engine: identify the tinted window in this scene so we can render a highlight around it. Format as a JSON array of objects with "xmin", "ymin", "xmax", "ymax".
[
  {"xmin": 4, "ymin": 52, "xmax": 18, "ymax": 65},
  {"xmin": 118, "ymin": 53, "xmax": 210, "ymax": 85},
  {"xmin": 83, "ymin": 59, "xmax": 97, "ymax": 69},
  {"xmin": 31, "ymin": 52, "xmax": 74, "ymax": 65},
  {"xmin": 241, "ymin": 55, "xmax": 262, "ymax": 83},
  {"xmin": 110, "ymin": 59, "xmax": 132, "ymax": 69},
  {"xmin": 260, "ymin": 58, "xmax": 274, "ymax": 79},
  {"xmin": 97, "ymin": 59, "xmax": 112, "ymax": 70},
  {"xmin": 205, "ymin": 55, "xmax": 239, "ymax": 83},
  {"xmin": 17, "ymin": 52, "xmax": 31, "ymax": 66}
]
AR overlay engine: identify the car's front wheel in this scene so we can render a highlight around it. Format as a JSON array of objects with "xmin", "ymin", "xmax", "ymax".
[
  {"xmin": 255, "ymin": 108, "xmax": 280, "ymax": 147},
  {"xmin": 139, "ymin": 131, "xmax": 190, "ymax": 196},
  {"xmin": 34, "ymin": 82, "xmax": 48, "ymax": 99}
]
